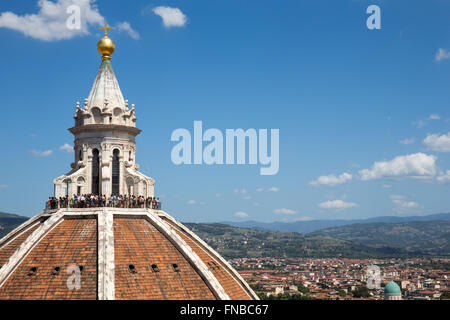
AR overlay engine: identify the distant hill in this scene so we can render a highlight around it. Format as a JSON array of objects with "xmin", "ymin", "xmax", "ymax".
[
  {"xmin": 0, "ymin": 212, "xmax": 28, "ymax": 239},
  {"xmin": 2, "ymin": 211, "xmax": 448, "ymax": 258},
  {"xmin": 184, "ymin": 223, "xmax": 416, "ymax": 260},
  {"xmin": 312, "ymin": 220, "xmax": 450, "ymax": 256},
  {"xmin": 222, "ymin": 213, "xmax": 450, "ymax": 234}
]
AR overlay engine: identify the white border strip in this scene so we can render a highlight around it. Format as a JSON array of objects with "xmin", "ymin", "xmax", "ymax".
[
  {"xmin": 0, "ymin": 211, "xmax": 46, "ymax": 248},
  {"xmin": 0, "ymin": 210, "xmax": 65, "ymax": 288},
  {"xmin": 98, "ymin": 208, "xmax": 115, "ymax": 300}
]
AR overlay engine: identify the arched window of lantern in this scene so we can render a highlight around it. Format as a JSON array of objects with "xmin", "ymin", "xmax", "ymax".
[
  {"xmin": 143, "ymin": 181, "xmax": 148, "ymax": 197},
  {"xmin": 126, "ymin": 177, "xmax": 134, "ymax": 196},
  {"xmin": 77, "ymin": 177, "xmax": 85, "ymax": 195},
  {"xmin": 112, "ymin": 149, "xmax": 120, "ymax": 195},
  {"xmin": 92, "ymin": 149, "xmax": 100, "ymax": 194}
]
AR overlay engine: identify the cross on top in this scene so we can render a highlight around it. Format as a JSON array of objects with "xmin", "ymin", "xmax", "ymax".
[{"xmin": 100, "ymin": 21, "xmax": 113, "ymax": 37}]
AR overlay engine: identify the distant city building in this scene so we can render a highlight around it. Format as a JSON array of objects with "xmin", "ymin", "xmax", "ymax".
[{"xmin": 384, "ymin": 281, "xmax": 402, "ymax": 300}]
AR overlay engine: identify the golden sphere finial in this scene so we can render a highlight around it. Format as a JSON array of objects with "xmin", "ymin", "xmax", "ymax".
[{"xmin": 97, "ymin": 21, "xmax": 115, "ymax": 60}]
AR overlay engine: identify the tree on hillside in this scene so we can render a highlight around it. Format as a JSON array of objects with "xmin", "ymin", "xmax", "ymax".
[
  {"xmin": 352, "ymin": 286, "xmax": 371, "ymax": 298},
  {"xmin": 338, "ymin": 290, "xmax": 347, "ymax": 297},
  {"xmin": 440, "ymin": 291, "xmax": 450, "ymax": 300},
  {"xmin": 297, "ymin": 284, "xmax": 310, "ymax": 294}
]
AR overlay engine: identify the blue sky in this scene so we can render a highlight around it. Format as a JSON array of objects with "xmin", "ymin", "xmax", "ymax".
[{"xmin": 1, "ymin": 0, "xmax": 450, "ymax": 223}]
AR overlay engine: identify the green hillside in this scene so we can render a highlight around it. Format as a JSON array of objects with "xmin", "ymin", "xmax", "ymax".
[
  {"xmin": 312, "ymin": 220, "xmax": 450, "ymax": 256},
  {"xmin": 0, "ymin": 212, "xmax": 28, "ymax": 239},
  {"xmin": 185, "ymin": 223, "xmax": 414, "ymax": 259},
  {"xmin": 1, "ymin": 211, "xmax": 448, "ymax": 258}
]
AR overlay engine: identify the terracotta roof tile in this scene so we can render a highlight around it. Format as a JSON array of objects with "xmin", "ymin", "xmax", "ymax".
[
  {"xmin": 0, "ymin": 222, "xmax": 42, "ymax": 267},
  {"xmin": 0, "ymin": 211, "xmax": 258, "ymax": 300},
  {"xmin": 162, "ymin": 217, "xmax": 252, "ymax": 300},
  {"xmin": 113, "ymin": 216, "xmax": 216, "ymax": 300},
  {"xmin": 0, "ymin": 218, "xmax": 97, "ymax": 300}
]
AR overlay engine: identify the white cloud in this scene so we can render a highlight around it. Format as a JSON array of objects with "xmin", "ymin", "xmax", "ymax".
[
  {"xmin": 242, "ymin": 196, "xmax": 252, "ymax": 200},
  {"xmin": 429, "ymin": 114, "xmax": 440, "ymax": 120},
  {"xmin": 187, "ymin": 200, "xmax": 196, "ymax": 205},
  {"xmin": 152, "ymin": 6, "xmax": 187, "ymax": 28},
  {"xmin": 0, "ymin": 0, "xmax": 104, "ymax": 41},
  {"xmin": 398, "ymin": 138, "xmax": 415, "ymax": 145},
  {"xmin": 437, "ymin": 170, "xmax": 450, "ymax": 184},
  {"xmin": 256, "ymin": 188, "xmax": 264, "ymax": 192},
  {"xmin": 116, "ymin": 21, "xmax": 140, "ymax": 40},
  {"xmin": 274, "ymin": 208, "xmax": 296, "ymax": 215},
  {"xmin": 268, "ymin": 187, "xmax": 280, "ymax": 192},
  {"xmin": 413, "ymin": 115, "xmax": 440, "ymax": 128},
  {"xmin": 59, "ymin": 143, "xmax": 73, "ymax": 153},
  {"xmin": 0, "ymin": 1, "xmax": 138, "ymax": 41},
  {"xmin": 0, "ymin": 185, "xmax": 8, "ymax": 190},
  {"xmin": 234, "ymin": 211, "xmax": 248, "ymax": 219},
  {"xmin": 318, "ymin": 200, "xmax": 358, "ymax": 210},
  {"xmin": 199, "ymin": 201, "xmax": 206, "ymax": 206},
  {"xmin": 359, "ymin": 153, "xmax": 438, "ymax": 181},
  {"xmin": 234, "ymin": 188, "xmax": 247, "ymax": 195},
  {"xmin": 436, "ymin": 48, "xmax": 450, "ymax": 62},
  {"xmin": 310, "ymin": 172, "xmax": 352, "ymax": 187},
  {"xmin": 215, "ymin": 193, "xmax": 222, "ymax": 197},
  {"xmin": 390, "ymin": 195, "xmax": 420, "ymax": 213},
  {"xmin": 382, "ymin": 184, "xmax": 391, "ymax": 189},
  {"xmin": 423, "ymin": 133, "xmax": 450, "ymax": 152},
  {"xmin": 31, "ymin": 149, "xmax": 53, "ymax": 157}
]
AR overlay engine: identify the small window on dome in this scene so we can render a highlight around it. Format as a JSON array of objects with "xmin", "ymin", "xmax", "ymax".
[
  {"xmin": 172, "ymin": 264, "xmax": 180, "ymax": 272},
  {"xmin": 28, "ymin": 267, "xmax": 38, "ymax": 276},
  {"xmin": 128, "ymin": 264, "xmax": 137, "ymax": 274},
  {"xmin": 151, "ymin": 264, "xmax": 160, "ymax": 273},
  {"xmin": 52, "ymin": 266, "xmax": 61, "ymax": 276},
  {"xmin": 78, "ymin": 266, "xmax": 84, "ymax": 274}
]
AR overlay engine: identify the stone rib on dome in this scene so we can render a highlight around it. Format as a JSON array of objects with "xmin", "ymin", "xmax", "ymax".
[{"xmin": 0, "ymin": 209, "xmax": 257, "ymax": 300}]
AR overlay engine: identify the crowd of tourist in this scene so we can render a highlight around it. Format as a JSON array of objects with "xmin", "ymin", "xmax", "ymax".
[{"xmin": 46, "ymin": 194, "xmax": 162, "ymax": 210}]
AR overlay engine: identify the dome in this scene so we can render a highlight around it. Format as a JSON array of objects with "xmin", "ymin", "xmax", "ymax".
[
  {"xmin": 97, "ymin": 36, "xmax": 115, "ymax": 60},
  {"xmin": 384, "ymin": 281, "xmax": 401, "ymax": 294},
  {"xmin": 0, "ymin": 208, "xmax": 258, "ymax": 300}
]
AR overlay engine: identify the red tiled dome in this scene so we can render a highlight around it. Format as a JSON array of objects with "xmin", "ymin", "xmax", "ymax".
[{"xmin": 0, "ymin": 209, "xmax": 257, "ymax": 300}]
